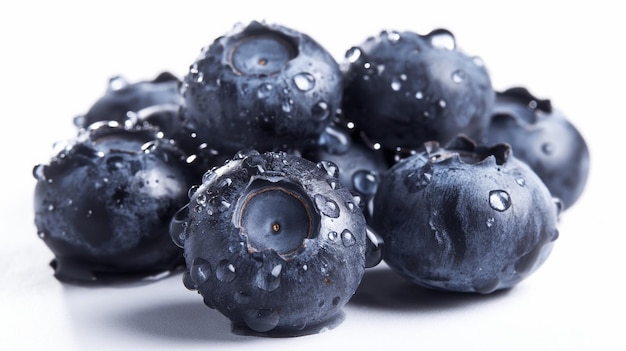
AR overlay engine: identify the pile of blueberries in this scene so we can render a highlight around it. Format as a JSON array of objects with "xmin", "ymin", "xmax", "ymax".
[{"xmin": 33, "ymin": 21, "xmax": 590, "ymax": 337}]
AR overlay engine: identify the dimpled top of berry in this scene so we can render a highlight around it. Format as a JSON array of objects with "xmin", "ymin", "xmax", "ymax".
[
  {"xmin": 172, "ymin": 150, "xmax": 367, "ymax": 336},
  {"xmin": 181, "ymin": 21, "xmax": 343, "ymax": 156},
  {"xmin": 341, "ymin": 29, "xmax": 495, "ymax": 150}
]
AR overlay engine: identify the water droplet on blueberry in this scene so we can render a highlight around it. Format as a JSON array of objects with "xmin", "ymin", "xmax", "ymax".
[
  {"xmin": 216, "ymin": 259, "xmax": 236, "ymax": 282},
  {"xmin": 293, "ymin": 72, "xmax": 316, "ymax": 91},
  {"xmin": 311, "ymin": 101, "xmax": 330, "ymax": 121},
  {"xmin": 243, "ymin": 308, "xmax": 280, "ymax": 333},
  {"xmin": 345, "ymin": 47, "xmax": 362, "ymax": 63},
  {"xmin": 352, "ymin": 170, "xmax": 379, "ymax": 196},
  {"xmin": 489, "ymin": 190, "xmax": 511, "ymax": 212},
  {"xmin": 451, "ymin": 69, "xmax": 465, "ymax": 83},
  {"xmin": 340, "ymin": 229, "xmax": 356, "ymax": 247},
  {"xmin": 429, "ymin": 28, "xmax": 456, "ymax": 50},
  {"xmin": 314, "ymin": 194, "xmax": 340, "ymax": 218},
  {"xmin": 256, "ymin": 83, "xmax": 274, "ymax": 99},
  {"xmin": 190, "ymin": 257, "xmax": 212, "ymax": 285}
]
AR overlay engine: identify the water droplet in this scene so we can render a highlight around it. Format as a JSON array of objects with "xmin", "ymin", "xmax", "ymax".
[
  {"xmin": 352, "ymin": 170, "xmax": 379, "ymax": 196},
  {"xmin": 293, "ymin": 72, "xmax": 316, "ymax": 92},
  {"xmin": 472, "ymin": 277, "xmax": 500, "ymax": 294},
  {"xmin": 195, "ymin": 193, "xmax": 207, "ymax": 207},
  {"xmin": 33, "ymin": 164, "xmax": 46, "ymax": 181},
  {"xmin": 190, "ymin": 258, "xmax": 212, "ymax": 285},
  {"xmin": 243, "ymin": 308, "xmax": 280, "ymax": 333},
  {"xmin": 451, "ymin": 69, "xmax": 465, "ymax": 83},
  {"xmin": 438, "ymin": 99, "xmax": 447, "ymax": 109},
  {"xmin": 345, "ymin": 47, "xmax": 362, "ymax": 63},
  {"xmin": 390, "ymin": 74, "xmax": 406, "ymax": 91},
  {"xmin": 47, "ymin": 204, "xmax": 55, "ymax": 212},
  {"xmin": 316, "ymin": 160, "xmax": 339, "ymax": 178},
  {"xmin": 170, "ymin": 204, "xmax": 189, "ymax": 247},
  {"xmin": 327, "ymin": 179, "xmax": 337, "ymax": 189},
  {"xmin": 386, "ymin": 30, "xmax": 401, "ymax": 42},
  {"xmin": 202, "ymin": 170, "xmax": 217, "ymax": 183},
  {"xmin": 311, "ymin": 101, "xmax": 330, "ymax": 121},
  {"xmin": 244, "ymin": 154, "xmax": 266, "ymax": 173},
  {"xmin": 234, "ymin": 149, "xmax": 260, "ymax": 160},
  {"xmin": 108, "ymin": 76, "xmax": 128, "ymax": 91},
  {"xmin": 217, "ymin": 177, "xmax": 233, "ymax": 188},
  {"xmin": 216, "ymin": 260, "xmax": 236, "ymax": 282},
  {"xmin": 255, "ymin": 266, "xmax": 281, "ymax": 291},
  {"xmin": 404, "ymin": 163, "xmax": 433, "ymax": 192},
  {"xmin": 318, "ymin": 125, "xmax": 351, "ymax": 155},
  {"xmin": 328, "ymin": 231, "xmax": 338, "ymax": 241},
  {"xmin": 489, "ymin": 190, "xmax": 511, "ymax": 212},
  {"xmin": 341, "ymin": 229, "xmax": 356, "ymax": 247},
  {"xmin": 486, "ymin": 217, "xmax": 495, "ymax": 227},
  {"xmin": 515, "ymin": 177, "xmax": 526, "ymax": 187},
  {"xmin": 472, "ymin": 56, "xmax": 484, "ymax": 66},
  {"xmin": 346, "ymin": 201, "xmax": 358, "ymax": 213},
  {"xmin": 415, "ymin": 91, "xmax": 424, "ymax": 99},
  {"xmin": 314, "ymin": 194, "xmax": 340, "ymax": 218},
  {"xmin": 257, "ymin": 83, "xmax": 273, "ymax": 99},
  {"xmin": 365, "ymin": 226, "xmax": 384, "ymax": 268},
  {"xmin": 541, "ymin": 143, "xmax": 554, "ymax": 155},
  {"xmin": 429, "ymin": 29, "xmax": 456, "ymax": 50},
  {"xmin": 281, "ymin": 98, "xmax": 293, "ymax": 113},
  {"xmin": 37, "ymin": 231, "xmax": 47, "ymax": 239},
  {"xmin": 187, "ymin": 185, "xmax": 200, "ymax": 199}
]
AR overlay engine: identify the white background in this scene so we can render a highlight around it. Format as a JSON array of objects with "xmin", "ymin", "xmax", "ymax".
[{"xmin": 1, "ymin": 1, "xmax": 623, "ymax": 350}]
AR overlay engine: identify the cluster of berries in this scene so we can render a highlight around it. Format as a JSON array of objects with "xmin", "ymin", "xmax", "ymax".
[{"xmin": 33, "ymin": 21, "xmax": 589, "ymax": 336}]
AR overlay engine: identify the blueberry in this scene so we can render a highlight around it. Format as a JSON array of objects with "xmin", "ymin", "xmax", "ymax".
[
  {"xmin": 181, "ymin": 21, "xmax": 342, "ymax": 156},
  {"xmin": 304, "ymin": 124, "xmax": 388, "ymax": 220},
  {"xmin": 371, "ymin": 135, "xmax": 561, "ymax": 294},
  {"xmin": 171, "ymin": 150, "xmax": 366, "ymax": 336},
  {"xmin": 480, "ymin": 87, "xmax": 590, "ymax": 210},
  {"xmin": 74, "ymin": 71, "xmax": 182, "ymax": 129},
  {"xmin": 341, "ymin": 29, "xmax": 495, "ymax": 151},
  {"xmin": 33, "ymin": 122, "xmax": 196, "ymax": 284}
]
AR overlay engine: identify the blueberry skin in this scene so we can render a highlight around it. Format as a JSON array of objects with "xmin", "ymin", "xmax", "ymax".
[
  {"xmin": 181, "ymin": 21, "xmax": 342, "ymax": 155},
  {"xmin": 371, "ymin": 136, "xmax": 560, "ymax": 294},
  {"xmin": 74, "ymin": 71, "xmax": 182, "ymax": 129},
  {"xmin": 304, "ymin": 124, "xmax": 388, "ymax": 219},
  {"xmin": 171, "ymin": 151, "xmax": 366, "ymax": 336},
  {"xmin": 480, "ymin": 87, "xmax": 590, "ymax": 210},
  {"xmin": 341, "ymin": 29, "xmax": 495, "ymax": 150},
  {"xmin": 33, "ymin": 123, "xmax": 196, "ymax": 284}
]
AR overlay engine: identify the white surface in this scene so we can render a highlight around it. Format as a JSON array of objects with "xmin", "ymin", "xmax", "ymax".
[{"xmin": 1, "ymin": 1, "xmax": 624, "ymax": 350}]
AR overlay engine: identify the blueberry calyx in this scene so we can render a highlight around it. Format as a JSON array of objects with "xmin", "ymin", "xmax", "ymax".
[
  {"xmin": 228, "ymin": 30, "xmax": 297, "ymax": 76},
  {"xmin": 236, "ymin": 179, "xmax": 319, "ymax": 259}
]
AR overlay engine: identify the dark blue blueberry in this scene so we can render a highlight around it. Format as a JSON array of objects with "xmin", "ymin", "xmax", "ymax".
[
  {"xmin": 181, "ymin": 21, "xmax": 342, "ymax": 156},
  {"xmin": 304, "ymin": 123, "xmax": 388, "ymax": 220},
  {"xmin": 480, "ymin": 87, "xmax": 590, "ymax": 210},
  {"xmin": 171, "ymin": 151, "xmax": 366, "ymax": 336},
  {"xmin": 371, "ymin": 136, "xmax": 561, "ymax": 293},
  {"xmin": 74, "ymin": 71, "xmax": 182, "ymax": 129},
  {"xmin": 33, "ymin": 123, "xmax": 196, "ymax": 284},
  {"xmin": 341, "ymin": 29, "xmax": 495, "ymax": 151}
]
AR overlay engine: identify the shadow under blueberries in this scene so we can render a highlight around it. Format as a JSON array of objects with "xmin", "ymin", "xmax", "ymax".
[
  {"xmin": 109, "ymin": 300, "xmax": 249, "ymax": 343},
  {"xmin": 349, "ymin": 265, "xmax": 511, "ymax": 312}
]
